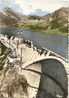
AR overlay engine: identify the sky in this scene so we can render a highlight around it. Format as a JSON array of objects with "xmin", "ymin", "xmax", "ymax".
[{"xmin": 0, "ymin": 0, "xmax": 69, "ymax": 15}]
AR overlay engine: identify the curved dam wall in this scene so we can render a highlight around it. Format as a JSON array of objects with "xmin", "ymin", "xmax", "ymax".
[
  {"xmin": 0, "ymin": 34, "xmax": 68, "ymax": 98},
  {"xmin": 26, "ymin": 59, "xmax": 68, "ymax": 98}
]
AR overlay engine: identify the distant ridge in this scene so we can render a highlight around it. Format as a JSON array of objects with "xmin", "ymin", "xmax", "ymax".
[
  {"xmin": 29, "ymin": 9, "xmax": 48, "ymax": 16},
  {"xmin": 0, "ymin": 7, "xmax": 69, "ymax": 34}
]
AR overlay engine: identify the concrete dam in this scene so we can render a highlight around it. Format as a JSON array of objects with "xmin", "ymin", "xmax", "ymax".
[{"xmin": 0, "ymin": 34, "xmax": 69, "ymax": 98}]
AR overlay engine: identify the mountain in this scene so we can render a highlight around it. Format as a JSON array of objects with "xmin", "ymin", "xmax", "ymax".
[
  {"xmin": 48, "ymin": 7, "xmax": 69, "ymax": 34},
  {"xmin": 30, "ymin": 9, "xmax": 48, "ymax": 16},
  {"xmin": 0, "ymin": 7, "xmax": 68, "ymax": 35},
  {"xmin": 27, "ymin": 7, "xmax": 68, "ymax": 35},
  {"xmin": 0, "ymin": 8, "xmax": 21, "ymax": 27},
  {"xmin": 52, "ymin": 7, "xmax": 69, "ymax": 18}
]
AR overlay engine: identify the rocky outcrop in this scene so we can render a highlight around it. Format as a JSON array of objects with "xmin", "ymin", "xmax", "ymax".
[{"xmin": 0, "ymin": 8, "xmax": 21, "ymax": 27}]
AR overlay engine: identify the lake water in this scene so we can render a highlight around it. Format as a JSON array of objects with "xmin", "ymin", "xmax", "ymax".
[{"xmin": 0, "ymin": 27, "xmax": 68, "ymax": 58}]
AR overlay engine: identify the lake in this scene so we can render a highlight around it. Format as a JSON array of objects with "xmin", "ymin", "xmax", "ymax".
[{"xmin": 0, "ymin": 27, "xmax": 68, "ymax": 58}]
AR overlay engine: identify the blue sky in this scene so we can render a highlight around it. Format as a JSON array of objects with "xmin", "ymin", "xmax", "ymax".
[{"xmin": 0, "ymin": 0, "xmax": 69, "ymax": 15}]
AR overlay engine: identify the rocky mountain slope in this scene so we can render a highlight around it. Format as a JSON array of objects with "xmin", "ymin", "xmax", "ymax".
[
  {"xmin": 0, "ymin": 7, "xmax": 68, "ymax": 35},
  {"xmin": 0, "ymin": 8, "xmax": 21, "ymax": 27},
  {"xmin": 47, "ymin": 7, "xmax": 68, "ymax": 34},
  {"xmin": 27, "ymin": 7, "xmax": 68, "ymax": 35}
]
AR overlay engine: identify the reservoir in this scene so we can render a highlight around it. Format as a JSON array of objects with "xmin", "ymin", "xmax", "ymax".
[{"xmin": 0, "ymin": 27, "xmax": 67, "ymax": 58}]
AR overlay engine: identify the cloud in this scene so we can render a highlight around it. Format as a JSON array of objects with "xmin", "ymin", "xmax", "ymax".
[
  {"xmin": 15, "ymin": 0, "xmax": 33, "ymax": 14},
  {"xmin": 15, "ymin": 0, "xmax": 69, "ymax": 14},
  {"xmin": 0, "ymin": 0, "xmax": 68, "ymax": 14},
  {"xmin": 31, "ymin": 0, "xmax": 69, "ymax": 12}
]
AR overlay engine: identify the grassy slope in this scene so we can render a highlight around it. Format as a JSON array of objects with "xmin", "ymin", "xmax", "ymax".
[
  {"xmin": 17, "ymin": 8, "xmax": 68, "ymax": 36},
  {"xmin": 17, "ymin": 18, "xmax": 67, "ymax": 36}
]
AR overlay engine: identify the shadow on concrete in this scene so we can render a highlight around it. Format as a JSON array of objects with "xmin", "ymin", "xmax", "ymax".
[{"xmin": 33, "ymin": 59, "xmax": 68, "ymax": 98}]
